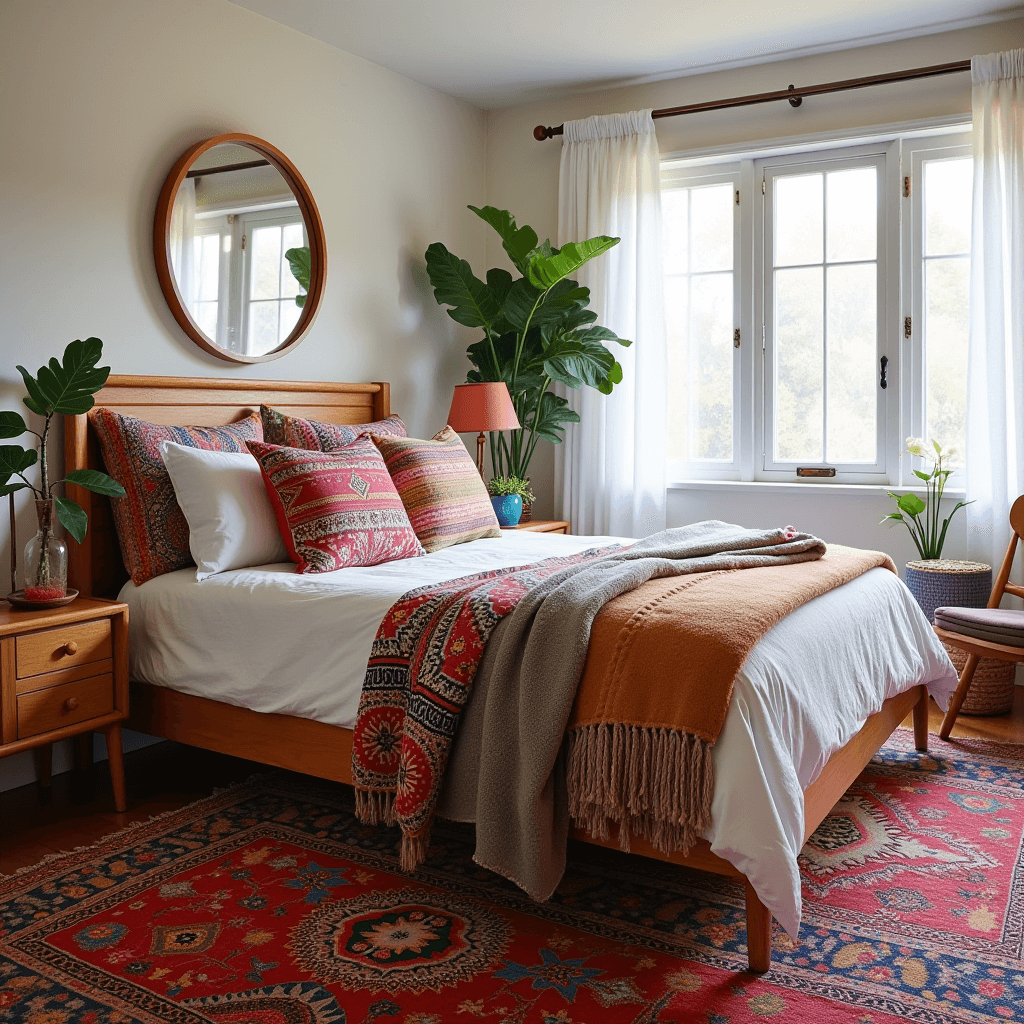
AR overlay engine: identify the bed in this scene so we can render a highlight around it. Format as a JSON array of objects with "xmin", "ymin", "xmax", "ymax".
[{"xmin": 64, "ymin": 374, "xmax": 957, "ymax": 973}]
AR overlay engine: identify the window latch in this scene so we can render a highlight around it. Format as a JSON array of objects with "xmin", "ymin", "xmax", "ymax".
[{"xmin": 879, "ymin": 354, "xmax": 889, "ymax": 389}]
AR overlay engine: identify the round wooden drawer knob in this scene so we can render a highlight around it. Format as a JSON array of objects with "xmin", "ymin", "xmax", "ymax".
[
  {"xmin": 63, "ymin": 697, "xmax": 80, "ymax": 714},
  {"xmin": 63, "ymin": 641, "xmax": 79, "ymax": 656}
]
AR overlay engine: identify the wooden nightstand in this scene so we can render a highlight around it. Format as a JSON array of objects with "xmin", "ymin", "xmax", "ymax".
[
  {"xmin": 1, "ymin": 598, "xmax": 129, "ymax": 811},
  {"xmin": 500, "ymin": 519, "xmax": 571, "ymax": 535}
]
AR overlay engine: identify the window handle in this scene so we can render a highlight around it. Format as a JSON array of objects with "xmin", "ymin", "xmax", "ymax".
[{"xmin": 879, "ymin": 355, "xmax": 888, "ymax": 390}]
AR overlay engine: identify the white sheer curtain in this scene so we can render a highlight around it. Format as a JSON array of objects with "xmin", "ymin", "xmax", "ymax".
[
  {"xmin": 168, "ymin": 177, "xmax": 197, "ymax": 315},
  {"xmin": 554, "ymin": 109, "xmax": 667, "ymax": 538},
  {"xmin": 966, "ymin": 49, "xmax": 1024, "ymax": 577}
]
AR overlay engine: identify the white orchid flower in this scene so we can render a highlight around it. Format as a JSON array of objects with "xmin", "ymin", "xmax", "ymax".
[{"xmin": 904, "ymin": 437, "xmax": 934, "ymax": 462}]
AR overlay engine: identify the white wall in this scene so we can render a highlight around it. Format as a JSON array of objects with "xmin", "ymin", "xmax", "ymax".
[
  {"xmin": 484, "ymin": 18, "xmax": 1023, "ymax": 535},
  {"xmin": 0, "ymin": 0, "xmax": 487, "ymax": 792}
]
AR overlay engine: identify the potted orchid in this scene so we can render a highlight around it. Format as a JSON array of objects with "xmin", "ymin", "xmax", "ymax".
[{"xmin": 883, "ymin": 437, "xmax": 978, "ymax": 622}]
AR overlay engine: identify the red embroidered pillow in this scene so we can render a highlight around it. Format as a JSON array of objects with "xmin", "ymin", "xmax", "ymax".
[
  {"xmin": 247, "ymin": 439, "xmax": 424, "ymax": 572},
  {"xmin": 89, "ymin": 408, "xmax": 264, "ymax": 586},
  {"xmin": 260, "ymin": 405, "xmax": 407, "ymax": 450},
  {"xmin": 369, "ymin": 426, "xmax": 501, "ymax": 553}
]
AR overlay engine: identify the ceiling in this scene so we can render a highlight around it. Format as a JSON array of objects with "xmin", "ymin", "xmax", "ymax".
[{"xmin": 227, "ymin": 0, "xmax": 1022, "ymax": 109}]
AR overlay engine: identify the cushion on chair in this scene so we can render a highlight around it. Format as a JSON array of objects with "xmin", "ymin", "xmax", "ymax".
[{"xmin": 934, "ymin": 606, "xmax": 1024, "ymax": 647}]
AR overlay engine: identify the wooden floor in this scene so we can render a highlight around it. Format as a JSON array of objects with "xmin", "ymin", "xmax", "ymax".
[{"xmin": 2, "ymin": 691, "xmax": 1023, "ymax": 877}]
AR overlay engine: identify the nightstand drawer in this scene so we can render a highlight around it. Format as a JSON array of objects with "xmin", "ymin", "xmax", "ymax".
[
  {"xmin": 15, "ymin": 619, "xmax": 112, "ymax": 679},
  {"xmin": 17, "ymin": 673, "xmax": 114, "ymax": 739}
]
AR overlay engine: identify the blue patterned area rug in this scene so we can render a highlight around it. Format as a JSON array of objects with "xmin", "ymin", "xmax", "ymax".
[{"xmin": 1, "ymin": 729, "xmax": 1022, "ymax": 1022}]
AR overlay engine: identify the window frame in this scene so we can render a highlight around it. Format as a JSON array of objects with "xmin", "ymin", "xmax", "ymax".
[
  {"xmin": 661, "ymin": 124, "xmax": 971, "ymax": 490},
  {"xmin": 661, "ymin": 162, "xmax": 743, "ymax": 480},
  {"xmin": 755, "ymin": 142, "xmax": 899, "ymax": 484},
  {"xmin": 899, "ymin": 132, "xmax": 972, "ymax": 488}
]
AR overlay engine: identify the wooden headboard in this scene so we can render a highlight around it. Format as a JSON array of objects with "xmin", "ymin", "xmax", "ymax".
[{"xmin": 64, "ymin": 375, "xmax": 391, "ymax": 599}]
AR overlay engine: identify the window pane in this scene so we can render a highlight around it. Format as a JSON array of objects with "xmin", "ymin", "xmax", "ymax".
[
  {"xmin": 775, "ymin": 173, "xmax": 823, "ymax": 266},
  {"xmin": 925, "ymin": 257, "xmax": 969, "ymax": 462},
  {"xmin": 826, "ymin": 166, "xmax": 876, "ymax": 263},
  {"xmin": 198, "ymin": 233, "xmax": 220, "ymax": 303},
  {"xmin": 280, "ymin": 222, "xmax": 304, "ymax": 299},
  {"xmin": 690, "ymin": 272, "xmax": 733, "ymax": 459},
  {"xmin": 925, "ymin": 157, "xmax": 972, "ymax": 257},
  {"xmin": 249, "ymin": 300, "xmax": 279, "ymax": 354},
  {"xmin": 251, "ymin": 225, "xmax": 282, "ymax": 300},
  {"xmin": 279, "ymin": 297, "xmax": 302, "ymax": 344},
  {"xmin": 775, "ymin": 266, "xmax": 823, "ymax": 461},
  {"xmin": 664, "ymin": 274, "xmax": 691, "ymax": 462},
  {"xmin": 195, "ymin": 301, "xmax": 218, "ymax": 339},
  {"xmin": 662, "ymin": 189, "xmax": 689, "ymax": 275},
  {"xmin": 690, "ymin": 184, "xmax": 733, "ymax": 273},
  {"xmin": 826, "ymin": 263, "xmax": 876, "ymax": 462}
]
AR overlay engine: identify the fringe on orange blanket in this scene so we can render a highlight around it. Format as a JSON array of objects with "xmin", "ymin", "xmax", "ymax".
[{"xmin": 566, "ymin": 723, "xmax": 715, "ymax": 855}]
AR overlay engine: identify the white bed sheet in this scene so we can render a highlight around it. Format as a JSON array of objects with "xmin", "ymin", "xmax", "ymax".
[{"xmin": 120, "ymin": 531, "xmax": 958, "ymax": 936}]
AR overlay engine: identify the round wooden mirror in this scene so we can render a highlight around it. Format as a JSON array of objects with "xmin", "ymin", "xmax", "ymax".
[{"xmin": 154, "ymin": 133, "xmax": 326, "ymax": 363}]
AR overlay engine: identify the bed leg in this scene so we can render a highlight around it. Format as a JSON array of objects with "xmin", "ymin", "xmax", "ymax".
[
  {"xmin": 744, "ymin": 879, "xmax": 772, "ymax": 973},
  {"xmin": 913, "ymin": 685, "xmax": 929, "ymax": 752}
]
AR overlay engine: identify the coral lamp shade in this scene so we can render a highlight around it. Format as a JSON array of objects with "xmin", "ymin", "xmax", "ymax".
[{"xmin": 447, "ymin": 382, "xmax": 520, "ymax": 433}]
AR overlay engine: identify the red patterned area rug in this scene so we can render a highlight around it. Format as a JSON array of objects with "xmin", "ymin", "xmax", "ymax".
[{"xmin": 2, "ymin": 730, "xmax": 1022, "ymax": 1023}]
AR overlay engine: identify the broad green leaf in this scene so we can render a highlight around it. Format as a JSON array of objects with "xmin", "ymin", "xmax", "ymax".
[
  {"xmin": 526, "ymin": 236, "xmax": 620, "ymax": 291},
  {"xmin": 17, "ymin": 366, "xmax": 49, "ymax": 416},
  {"xmin": 912, "ymin": 469, "xmax": 932, "ymax": 481},
  {"xmin": 285, "ymin": 246, "xmax": 310, "ymax": 307},
  {"xmin": 468, "ymin": 206, "xmax": 539, "ymax": 274},
  {"xmin": 0, "ymin": 444, "xmax": 37, "ymax": 484},
  {"xmin": 29, "ymin": 338, "xmax": 110, "ymax": 415},
  {"xmin": 896, "ymin": 492, "xmax": 926, "ymax": 516},
  {"xmin": 575, "ymin": 325, "xmax": 631, "ymax": 347},
  {"xmin": 55, "ymin": 497, "xmax": 88, "ymax": 544},
  {"xmin": 0, "ymin": 482, "xmax": 29, "ymax": 496},
  {"xmin": 501, "ymin": 278, "xmax": 542, "ymax": 331},
  {"xmin": 64, "ymin": 469, "xmax": 126, "ymax": 497},
  {"xmin": 0, "ymin": 411, "xmax": 27, "ymax": 438},
  {"xmin": 485, "ymin": 268, "xmax": 515, "ymax": 309},
  {"xmin": 425, "ymin": 243, "xmax": 500, "ymax": 332}
]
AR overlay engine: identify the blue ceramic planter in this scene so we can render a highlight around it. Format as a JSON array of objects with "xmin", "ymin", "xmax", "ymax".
[{"xmin": 491, "ymin": 494, "xmax": 522, "ymax": 527}]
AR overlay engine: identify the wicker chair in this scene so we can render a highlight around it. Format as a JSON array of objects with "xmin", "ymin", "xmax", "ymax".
[{"xmin": 935, "ymin": 494, "xmax": 1024, "ymax": 739}]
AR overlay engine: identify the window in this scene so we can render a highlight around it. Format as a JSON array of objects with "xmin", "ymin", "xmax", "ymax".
[
  {"xmin": 242, "ymin": 210, "xmax": 306, "ymax": 355},
  {"xmin": 662, "ymin": 129, "xmax": 972, "ymax": 486}
]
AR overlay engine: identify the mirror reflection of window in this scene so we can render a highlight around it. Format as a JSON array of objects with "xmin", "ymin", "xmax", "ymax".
[{"xmin": 169, "ymin": 143, "xmax": 308, "ymax": 357}]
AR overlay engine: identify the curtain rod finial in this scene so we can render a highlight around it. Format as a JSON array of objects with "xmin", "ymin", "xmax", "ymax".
[{"xmin": 534, "ymin": 124, "xmax": 551, "ymax": 141}]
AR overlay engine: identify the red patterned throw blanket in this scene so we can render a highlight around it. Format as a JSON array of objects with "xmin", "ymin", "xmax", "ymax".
[{"xmin": 352, "ymin": 546, "xmax": 619, "ymax": 868}]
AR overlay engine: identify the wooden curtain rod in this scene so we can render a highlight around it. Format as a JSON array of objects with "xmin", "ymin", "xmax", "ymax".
[
  {"xmin": 186, "ymin": 158, "xmax": 270, "ymax": 178},
  {"xmin": 533, "ymin": 59, "xmax": 972, "ymax": 140}
]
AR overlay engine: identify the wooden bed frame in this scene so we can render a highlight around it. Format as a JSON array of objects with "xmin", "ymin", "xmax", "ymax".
[{"xmin": 64, "ymin": 374, "xmax": 931, "ymax": 973}]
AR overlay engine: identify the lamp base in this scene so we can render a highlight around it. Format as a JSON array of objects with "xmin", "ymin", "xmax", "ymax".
[{"xmin": 476, "ymin": 432, "xmax": 486, "ymax": 477}]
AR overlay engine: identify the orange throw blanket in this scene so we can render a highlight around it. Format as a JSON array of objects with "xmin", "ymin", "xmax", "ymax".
[{"xmin": 566, "ymin": 544, "xmax": 896, "ymax": 856}]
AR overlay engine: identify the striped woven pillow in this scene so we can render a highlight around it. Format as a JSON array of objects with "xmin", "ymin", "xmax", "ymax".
[
  {"xmin": 260, "ymin": 405, "xmax": 407, "ymax": 450},
  {"xmin": 370, "ymin": 426, "xmax": 501, "ymax": 553}
]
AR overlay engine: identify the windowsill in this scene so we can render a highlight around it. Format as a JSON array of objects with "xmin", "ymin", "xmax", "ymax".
[{"xmin": 668, "ymin": 479, "xmax": 966, "ymax": 499}]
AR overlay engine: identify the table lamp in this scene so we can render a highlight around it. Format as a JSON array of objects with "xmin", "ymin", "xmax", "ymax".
[{"xmin": 446, "ymin": 382, "xmax": 520, "ymax": 476}]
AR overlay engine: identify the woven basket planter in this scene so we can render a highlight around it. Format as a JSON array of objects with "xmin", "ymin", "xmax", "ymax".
[
  {"xmin": 942, "ymin": 643, "xmax": 1017, "ymax": 716},
  {"xmin": 904, "ymin": 559, "xmax": 992, "ymax": 625}
]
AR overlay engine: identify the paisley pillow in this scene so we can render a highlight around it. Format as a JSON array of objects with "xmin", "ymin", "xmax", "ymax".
[
  {"xmin": 260, "ymin": 405, "xmax": 407, "ymax": 451},
  {"xmin": 89, "ymin": 408, "xmax": 264, "ymax": 586}
]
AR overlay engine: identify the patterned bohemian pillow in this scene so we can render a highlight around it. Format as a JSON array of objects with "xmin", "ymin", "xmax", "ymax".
[
  {"xmin": 247, "ymin": 438, "xmax": 424, "ymax": 572},
  {"xmin": 260, "ymin": 405, "xmax": 407, "ymax": 450},
  {"xmin": 89, "ymin": 408, "xmax": 264, "ymax": 586},
  {"xmin": 369, "ymin": 425, "xmax": 501, "ymax": 553}
]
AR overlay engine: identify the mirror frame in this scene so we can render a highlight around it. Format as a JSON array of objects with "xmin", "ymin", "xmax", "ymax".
[{"xmin": 153, "ymin": 132, "xmax": 327, "ymax": 364}]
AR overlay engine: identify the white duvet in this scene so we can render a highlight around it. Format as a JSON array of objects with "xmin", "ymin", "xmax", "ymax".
[{"xmin": 120, "ymin": 530, "xmax": 958, "ymax": 936}]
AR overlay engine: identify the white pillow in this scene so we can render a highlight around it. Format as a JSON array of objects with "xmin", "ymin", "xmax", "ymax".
[{"xmin": 160, "ymin": 441, "xmax": 288, "ymax": 580}]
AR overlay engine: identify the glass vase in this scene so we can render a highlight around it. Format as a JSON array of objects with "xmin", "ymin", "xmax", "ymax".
[{"xmin": 23, "ymin": 499, "xmax": 68, "ymax": 602}]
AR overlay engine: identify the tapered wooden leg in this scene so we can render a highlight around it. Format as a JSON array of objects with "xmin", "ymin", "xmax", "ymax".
[
  {"xmin": 939, "ymin": 653, "xmax": 980, "ymax": 740},
  {"xmin": 102, "ymin": 723, "xmax": 127, "ymax": 813},
  {"xmin": 913, "ymin": 685, "xmax": 929, "ymax": 752},
  {"xmin": 744, "ymin": 879, "xmax": 772, "ymax": 973}
]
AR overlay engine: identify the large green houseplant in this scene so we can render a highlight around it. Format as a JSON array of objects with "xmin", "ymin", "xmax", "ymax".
[{"xmin": 425, "ymin": 206, "xmax": 630, "ymax": 480}]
